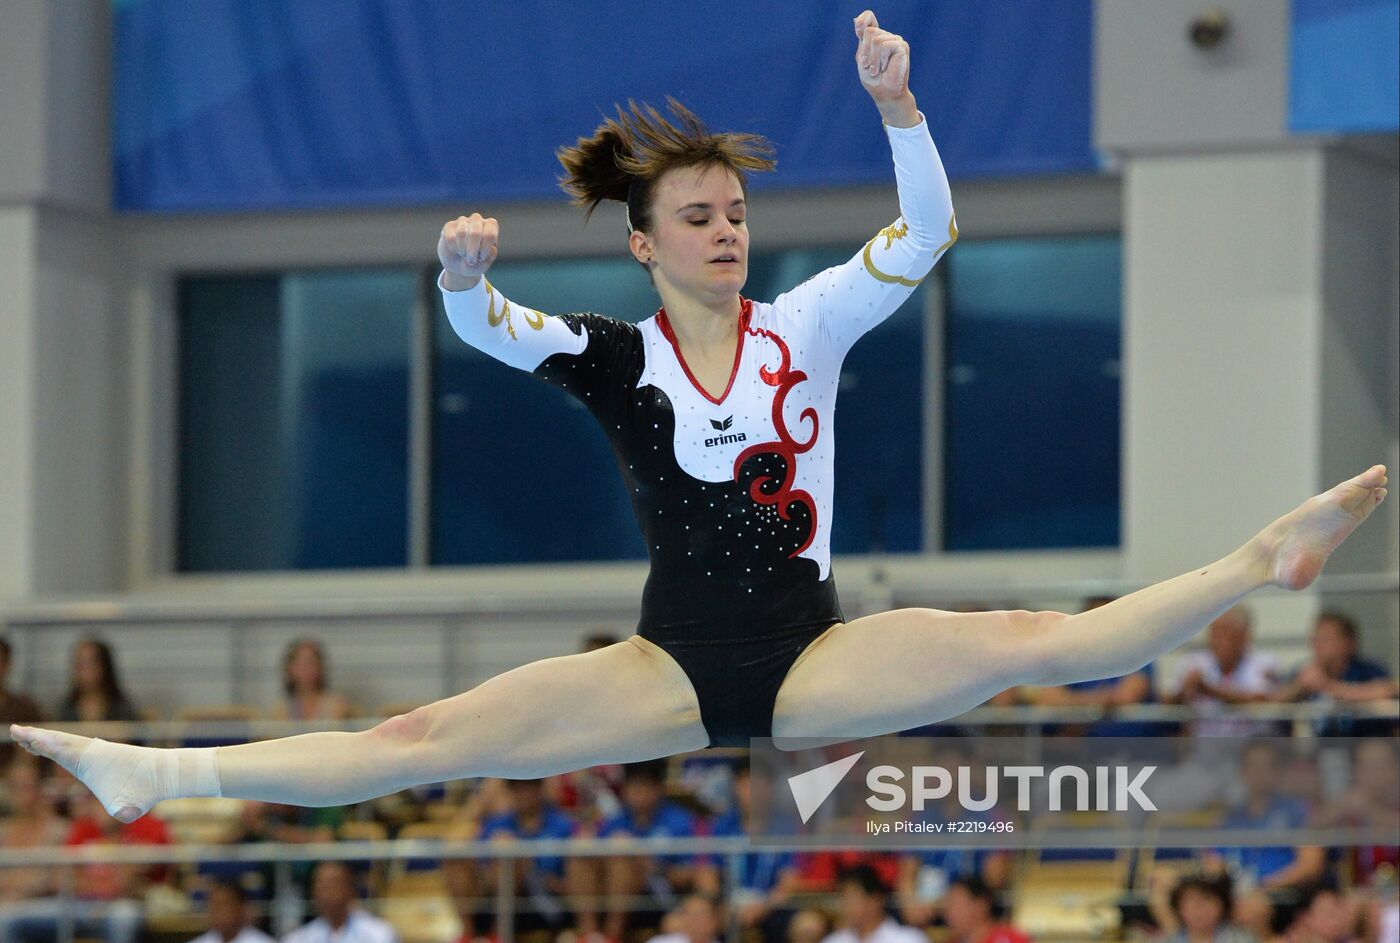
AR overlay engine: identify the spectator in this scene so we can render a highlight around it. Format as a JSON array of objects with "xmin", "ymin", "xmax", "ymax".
[
  {"xmin": 787, "ymin": 910, "xmax": 831, "ymax": 943},
  {"xmin": 1208, "ymin": 741, "xmax": 1324, "ymax": 891},
  {"xmin": 0, "ymin": 760, "xmax": 67, "ymax": 905},
  {"xmin": 0, "ymin": 788, "xmax": 168, "ymax": 943},
  {"xmin": 794, "ymin": 850, "xmax": 900, "ymax": 898},
  {"xmin": 186, "ymin": 881, "xmax": 274, "ymax": 943},
  {"xmin": 650, "ymin": 894, "xmax": 723, "ymax": 943},
  {"xmin": 699, "ymin": 765, "xmax": 800, "ymax": 938},
  {"xmin": 1282, "ymin": 881, "xmax": 1363, "ymax": 943},
  {"xmin": 895, "ymin": 744, "xmax": 1010, "ymax": 928},
  {"xmin": 230, "ymin": 799, "xmax": 346, "ymax": 899},
  {"xmin": 1166, "ymin": 605, "xmax": 1282, "ymax": 737},
  {"xmin": 588, "ymin": 760, "xmax": 702, "ymax": 941},
  {"xmin": 58, "ymin": 638, "xmax": 139, "ymax": 723},
  {"xmin": 0, "ymin": 638, "xmax": 44, "ymax": 769},
  {"xmin": 443, "ymin": 777, "xmax": 578, "ymax": 941},
  {"xmin": 820, "ymin": 865, "xmax": 925, "ymax": 943},
  {"xmin": 283, "ymin": 861, "xmax": 397, "ymax": 943},
  {"xmin": 272, "ymin": 639, "xmax": 352, "ymax": 722},
  {"xmin": 1276, "ymin": 612, "xmax": 1397, "ymax": 737},
  {"xmin": 1021, "ymin": 597, "xmax": 1160, "ymax": 737},
  {"xmin": 1313, "ymin": 738, "xmax": 1400, "ymax": 886},
  {"xmin": 1148, "ymin": 872, "xmax": 1254, "ymax": 943},
  {"xmin": 940, "ymin": 876, "xmax": 1030, "ymax": 943}
]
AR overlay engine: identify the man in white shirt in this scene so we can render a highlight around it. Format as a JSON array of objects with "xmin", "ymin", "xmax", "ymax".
[
  {"xmin": 1166, "ymin": 604, "xmax": 1281, "ymax": 738},
  {"xmin": 283, "ymin": 861, "xmax": 398, "ymax": 943},
  {"xmin": 186, "ymin": 882, "xmax": 276, "ymax": 943},
  {"xmin": 819, "ymin": 865, "xmax": 925, "ymax": 943}
]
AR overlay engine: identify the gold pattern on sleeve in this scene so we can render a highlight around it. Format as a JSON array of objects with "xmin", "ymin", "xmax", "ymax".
[
  {"xmin": 484, "ymin": 280, "xmax": 546, "ymax": 340},
  {"xmin": 862, "ymin": 220, "xmax": 923, "ymax": 287},
  {"xmin": 934, "ymin": 211, "xmax": 959, "ymax": 257},
  {"xmin": 861, "ymin": 212, "xmax": 959, "ymax": 287}
]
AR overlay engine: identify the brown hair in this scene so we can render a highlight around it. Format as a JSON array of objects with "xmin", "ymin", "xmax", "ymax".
[
  {"xmin": 283, "ymin": 637, "xmax": 328, "ymax": 697},
  {"xmin": 555, "ymin": 97, "xmax": 776, "ymax": 276}
]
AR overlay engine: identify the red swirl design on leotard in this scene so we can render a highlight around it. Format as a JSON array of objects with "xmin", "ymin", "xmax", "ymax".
[{"xmin": 733, "ymin": 323, "xmax": 819, "ymax": 559}]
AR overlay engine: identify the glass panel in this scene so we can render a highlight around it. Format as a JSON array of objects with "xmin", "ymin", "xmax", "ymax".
[
  {"xmin": 942, "ymin": 236, "xmax": 1122, "ymax": 550},
  {"xmin": 178, "ymin": 269, "xmax": 414, "ymax": 570},
  {"xmin": 430, "ymin": 258, "xmax": 651, "ymax": 565}
]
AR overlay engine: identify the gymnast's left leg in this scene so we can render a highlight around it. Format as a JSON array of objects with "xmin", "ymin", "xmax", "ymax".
[{"xmin": 772, "ymin": 465, "xmax": 1387, "ymax": 739}]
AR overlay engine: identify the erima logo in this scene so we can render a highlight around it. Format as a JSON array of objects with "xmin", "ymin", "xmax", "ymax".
[
  {"xmin": 788, "ymin": 751, "xmax": 864, "ymax": 824},
  {"xmin": 705, "ymin": 415, "xmax": 747, "ymax": 448}
]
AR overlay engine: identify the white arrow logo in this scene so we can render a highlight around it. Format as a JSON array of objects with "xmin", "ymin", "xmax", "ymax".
[{"xmin": 787, "ymin": 751, "xmax": 865, "ymax": 824}]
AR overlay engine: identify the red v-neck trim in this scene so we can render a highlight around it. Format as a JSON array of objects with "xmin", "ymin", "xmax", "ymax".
[{"xmin": 655, "ymin": 297, "xmax": 753, "ymax": 405}]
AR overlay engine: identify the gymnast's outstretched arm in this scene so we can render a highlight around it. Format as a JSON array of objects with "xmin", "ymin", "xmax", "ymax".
[{"xmin": 771, "ymin": 12, "xmax": 957, "ymax": 359}]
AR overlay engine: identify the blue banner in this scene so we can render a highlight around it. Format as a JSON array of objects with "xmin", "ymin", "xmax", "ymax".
[
  {"xmin": 112, "ymin": 0, "xmax": 1095, "ymax": 213},
  {"xmin": 1291, "ymin": 0, "xmax": 1400, "ymax": 133}
]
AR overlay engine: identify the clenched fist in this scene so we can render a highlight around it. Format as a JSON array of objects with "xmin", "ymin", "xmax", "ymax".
[
  {"xmin": 438, "ymin": 213, "xmax": 499, "ymax": 290},
  {"xmin": 853, "ymin": 10, "xmax": 911, "ymax": 102}
]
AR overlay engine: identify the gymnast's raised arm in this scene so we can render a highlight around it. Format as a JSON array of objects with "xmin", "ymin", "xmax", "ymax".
[
  {"xmin": 778, "ymin": 11, "xmax": 958, "ymax": 357},
  {"xmin": 436, "ymin": 212, "xmax": 588, "ymax": 372}
]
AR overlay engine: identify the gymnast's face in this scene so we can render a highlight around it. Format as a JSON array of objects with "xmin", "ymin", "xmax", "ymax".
[{"xmin": 639, "ymin": 164, "xmax": 748, "ymax": 304}]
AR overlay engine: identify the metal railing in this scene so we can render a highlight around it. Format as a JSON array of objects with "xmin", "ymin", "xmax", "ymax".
[
  {"xmin": 12, "ymin": 698, "xmax": 1396, "ymax": 744},
  {"xmin": 0, "ymin": 830, "xmax": 1394, "ymax": 943}
]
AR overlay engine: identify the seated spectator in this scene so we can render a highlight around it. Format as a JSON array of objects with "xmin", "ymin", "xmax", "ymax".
[
  {"xmin": 272, "ymin": 639, "xmax": 352, "ymax": 722},
  {"xmin": 1281, "ymin": 881, "xmax": 1364, "ymax": 943},
  {"xmin": 58, "ymin": 637, "xmax": 139, "ymax": 723},
  {"xmin": 283, "ymin": 860, "xmax": 397, "ymax": 943},
  {"xmin": 794, "ymin": 850, "xmax": 900, "ymax": 897},
  {"xmin": 1276, "ymin": 611, "xmax": 1398, "ymax": 737},
  {"xmin": 1166, "ymin": 605, "xmax": 1282, "ymax": 737},
  {"xmin": 443, "ymin": 777, "xmax": 578, "ymax": 941},
  {"xmin": 1018, "ymin": 597, "xmax": 1161, "ymax": 737},
  {"xmin": 788, "ymin": 910, "xmax": 831, "ymax": 943},
  {"xmin": 230, "ymin": 799, "xmax": 346, "ymax": 898},
  {"xmin": 0, "ymin": 788, "xmax": 169, "ymax": 943},
  {"xmin": 1313, "ymin": 738, "xmax": 1400, "ymax": 886},
  {"xmin": 1148, "ymin": 872, "xmax": 1254, "ymax": 943},
  {"xmin": 0, "ymin": 637, "xmax": 44, "ymax": 769},
  {"xmin": 940, "ymin": 876, "xmax": 1029, "ymax": 943},
  {"xmin": 587, "ymin": 760, "xmax": 702, "ymax": 941},
  {"xmin": 820, "ymin": 865, "xmax": 925, "ymax": 943},
  {"xmin": 894, "ymin": 744, "xmax": 1010, "ymax": 929},
  {"xmin": 1208, "ymin": 741, "xmax": 1324, "ymax": 890},
  {"xmin": 650, "ymin": 894, "xmax": 723, "ymax": 943},
  {"xmin": 698, "ymin": 765, "xmax": 800, "ymax": 939},
  {"xmin": 0, "ymin": 760, "xmax": 68, "ymax": 904},
  {"xmin": 185, "ymin": 880, "xmax": 274, "ymax": 943}
]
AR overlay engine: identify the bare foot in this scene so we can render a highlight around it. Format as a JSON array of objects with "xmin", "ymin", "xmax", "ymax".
[
  {"xmin": 1254, "ymin": 465, "xmax": 1388, "ymax": 590},
  {"xmin": 10, "ymin": 724, "xmax": 148, "ymax": 822}
]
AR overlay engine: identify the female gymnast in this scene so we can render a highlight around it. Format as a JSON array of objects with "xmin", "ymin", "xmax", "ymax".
[{"xmin": 11, "ymin": 10, "xmax": 1389, "ymax": 822}]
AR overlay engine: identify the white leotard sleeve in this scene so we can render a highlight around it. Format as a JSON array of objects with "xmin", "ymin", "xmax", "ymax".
[
  {"xmin": 438, "ymin": 271, "xmax": 587, "ymax": 372},
  {"xmin": 771, "ymin": 110, "xmax": 957, "ymax": 358}
]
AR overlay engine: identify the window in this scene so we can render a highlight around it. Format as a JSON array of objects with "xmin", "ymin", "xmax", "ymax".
[
  {"xmin": 178, "ymin": 269, "xmax": 415, "ymax": 570},
  {"xmin": 429, "ymin": 258, "xmax": 651, "ymax": 564},
  {"xmin": 941, "ymin": 236, "xmax": 1122, "ymax": 550}
]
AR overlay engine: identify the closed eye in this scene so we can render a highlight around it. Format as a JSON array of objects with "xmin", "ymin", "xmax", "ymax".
[{"xmin": 689, "ymin": 219, "xmax": 745, "ymax": 226}]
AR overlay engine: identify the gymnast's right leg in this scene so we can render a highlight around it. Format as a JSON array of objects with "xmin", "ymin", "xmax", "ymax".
[{"xmin": 11, "ymin": 635, "xmax": 708, "ymax": 822}]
